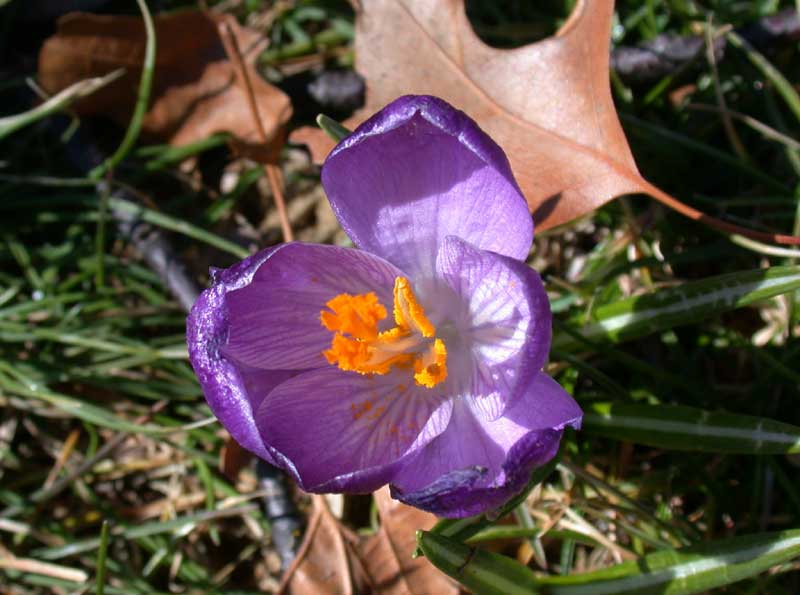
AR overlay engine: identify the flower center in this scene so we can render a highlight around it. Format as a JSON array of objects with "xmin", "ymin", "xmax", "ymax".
[{"xmin": 320, "ymin": 277, "xmax": 447, "ymax": 388}]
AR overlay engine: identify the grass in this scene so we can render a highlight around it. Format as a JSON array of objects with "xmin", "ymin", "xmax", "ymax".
[{"xmin": 1, "ymin": 0, "xmax": 800, "ymax": 593}]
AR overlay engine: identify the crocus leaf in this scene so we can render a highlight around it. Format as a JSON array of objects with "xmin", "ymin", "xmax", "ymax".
[
  {"xmin": 38, "ymin": 10, "xmax": 291, "ymax": 163},
  {"xmin": 316, "ymin": 113, "xmax": 352, "ymax": 142},
  {"xmin": 534, "ymin": 529, "xmax": 800, "ymax": 594},
  {"xmin": 418, "ymin": 529, "xmax": 800, "ymax": 595},
  {"xmin": 289, "ymin": 0, "xmax": 800, "ymax": 245},
  {"xmin": 583, "ymin": 403, "xmax": 800, "ymax": 454},
  {"xmin": 416, "ymin": 531, "xmax": 541, "ymax": 595},
  {"xmin": 555, "ymin": 265, "xmax": 800, "ymax": 350}
]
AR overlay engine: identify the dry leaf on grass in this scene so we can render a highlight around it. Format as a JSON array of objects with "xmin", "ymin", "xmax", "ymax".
[
  {"xmin": 39, "ymin": 10, "xmax": 291, "ymax": 162},
  {"xmin": 281, "ymin": 488, "xmax": 459, "ymax": 595},
  {"xmin": 360, "ymin": 488, "xmax": 459, "ymax": 595},
  {"xmin": 291, "ymin": 0, "xmax": 800, "ymax": 244}
]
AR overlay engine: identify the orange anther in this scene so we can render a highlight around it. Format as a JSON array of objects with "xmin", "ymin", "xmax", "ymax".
[{"xmin": 321, "ymin": 278, "xmax": 447, "ymax": 388}]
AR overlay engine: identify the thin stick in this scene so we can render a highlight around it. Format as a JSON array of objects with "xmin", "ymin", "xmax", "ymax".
[
  {"xmin": 264, "ymin": 162, "xmax": 292, "ymax": 242},
  {"xmin": 643, "ymin": 180, "xmax": 800, "ymax": 246},
  {"xmin": 42, "ymin": 428, "xmax": 81, "ymax": 491},
  {"xmin": 686, "ymin": 103, "xmax": 800, "ymax": 151},
  {"xmin": 0, "ymin": 556, "xmax": 88, "ymax": 583},
  {"xmin": 219, "ymin": 20, "xmax": 293, "ymax": 242}
]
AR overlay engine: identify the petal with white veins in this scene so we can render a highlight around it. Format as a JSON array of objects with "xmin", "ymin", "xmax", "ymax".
[
  {"xmin": 223, "ymin": 242, "xmax": 404, "ymax": 371},
  {"xmin": 256, "ymin": 366, "xmax": 453, "ymax": 493},
  {"xmin": 390, "ymin": 373, "xmax": 582, "ymax": 518},
  {"xmin": 433, "ymin": 236, "xmax": 551, "ymax": 420},
  {"xmin": 322, "ymin": 95, "xmax": 533, "ymax": 280}
]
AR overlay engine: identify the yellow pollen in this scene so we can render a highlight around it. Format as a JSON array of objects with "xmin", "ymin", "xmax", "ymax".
[
  {"xmin": 320, "ymin": 277, "xmax": 447, "ymax": 388},
  {"xmin": 320, "ymin": 292, "xmax": 386, "ymax": 340},
  {"xmin": 413, "ymin": 338, "xmax": 448, "ymax": 388},
  {"xmin": 393, "ymin": 277, "xmax": 436, "ymax": 337}
]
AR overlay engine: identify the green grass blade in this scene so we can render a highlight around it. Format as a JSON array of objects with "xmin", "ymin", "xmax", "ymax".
[
  {"xmin": 33, "ymin": 506, "xmax": 256, "ymax": 560},
  {"xmin": 95, "ymin": 520, "xmax": 110, "ymax": 595},
  {"xmin": 104, "ymin": 196, "xmax": 248, "ymax": 258},
  {"xmin": 536, "ymin": 529, "xmax": 800, "ymax": 594},
  {"xmin": 416, "ymin": 531, "xmax": 541, "ymax": 595},
  {"xmin": 583, "ymin": 403, "xmax": 800, "ymax": 454},
  {"xmin": 727, "ymin": 32, "xmax": 800, "ymax": 125},
  {"xmin": 0, "ymin": 70, "xmax": 123, "ymax": 141},
  {"xmin": 1, "ymin": 194, "xmax": 250, "ymax": 258},
  {"xmin": 89, "ymin": 0, "xmax": 156, "ymax": 179},
  {"xmin": 316, "ymin": 113, "xmax": 351, "ymax": 142},
  {"xmin": 420, "ymin": 529, "xmax": 800, "ymax": 595},
  {"xmin": 556, "ymin": 266, "xmax": 800, "ymax": 349},
  {"xmin": 621, "ymin": 114, "xmax": 790, "ymax": 193}
]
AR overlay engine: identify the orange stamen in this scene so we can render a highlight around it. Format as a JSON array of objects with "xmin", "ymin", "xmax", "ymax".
[
  {"xmin": 320, "ymin": 292, "xmax": 387, "ymax": 340},
  {"xmin": 413, "ymin": 338, "xmax": 448, "ymax": 388},
  {"xmin": 320, "ymin": 277, "xmax": 447, "ymax": 388},
  {"xmin": 393, "ymin": 277, "xmax": 436, "ymax": 337}
]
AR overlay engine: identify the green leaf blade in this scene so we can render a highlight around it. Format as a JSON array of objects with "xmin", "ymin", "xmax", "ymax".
[
  {"xmin": 583, "ymin": 403, "xmax": 800, "ymax": 454},
  {"xmin": 556, "ymin": 266, "xmax": 800, "ymax": 349},
  {"xmin": 417, "ymin": 531, "xmax": 541, "ymax": 595},
  {"xmin": 420, "ymin": 529, "xmax": 800, "ymax": 595},
  {"xmin": 537, "ymin": 529, "xmax": 800, "ymax": 594}
]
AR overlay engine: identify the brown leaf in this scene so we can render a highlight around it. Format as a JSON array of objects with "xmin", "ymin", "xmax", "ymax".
[
  {"xmin": 290, "ymin": 0, "xmax": 637, "ymax": 230},
  {"xmin": 39, "ymin": 10, "xmax": 291, "ymax": 162},
  {"xmin": 281, "ymin": 496, "xmax": 370, "ymax": 595},
  {"xmin": 219, "ymin": 436, "xmax": 251, "ymax": 481},
  {"xmin": 291, "ymin": 0, "xmax": 800, "ymax": 244},
  {"xmin": 281, "ymin": 489, "xmax": 458, "ymax": 594},
  {"xmin": 360, "ymin": 488, "xmax": 459, "ymax": 595}
]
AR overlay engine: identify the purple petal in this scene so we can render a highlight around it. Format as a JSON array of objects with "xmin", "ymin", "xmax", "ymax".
[
  {"xmin": 223, "ymin": 242, "xmax": 404, "ymax": 370},
  {"xmin": 322, "ymin": 95, "xmax": 533, "ymax": 279},
  {"xmin": 256, "ymin": 367, "xmax": 453, "ymax": 493},
  {"xmin": 434, "ymin": 236, "xmax": 551, "ymax": 421},
  {"xmin": 187, "ymin": 247, "xmax": 298, "ymax": 462},
  {"xmin": 390, "ymin": 373, "xmax": 582, "ymax": 518}
]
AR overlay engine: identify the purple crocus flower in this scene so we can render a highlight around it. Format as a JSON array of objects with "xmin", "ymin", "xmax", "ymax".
[{"xmin": 187, "ymin": 95, "xmax": 582, "ymax": 518}]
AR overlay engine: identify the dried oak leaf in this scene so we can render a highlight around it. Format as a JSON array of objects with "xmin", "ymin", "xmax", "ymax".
[
  {"xmin": 359, "ymin": 488, "xmax": 459, "ymax": 594},
  {"xmin": 281, "ymin": 489, "xmax": 459, "ymax": 595},
  {"xmin": 291, "ymin": 0, "xmax": 800, "ymax": 244},
  {"xmin": 39, "ymin": 10, "xmax": 291, "ymax": 162},
  {"xmin": 280, "ymin": 496, "xmax": 370, "ymax": 595}
]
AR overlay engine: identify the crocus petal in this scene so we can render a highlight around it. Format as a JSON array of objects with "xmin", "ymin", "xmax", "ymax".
[
  {"xmin": 390, "ymin": 373, "xmax": 582, "ymax": 518},
  {"xmin": 256, "ymin": 367, "xmax": 453, "ymax": 493},
  {"xmin": 322, "ymin": 95, "xmax": 533, "ymax": 279},
  {"xmin": 433, "ymin": 236, "xmax": 551, "ymax": 421},
  {"xmin": 223, "ymin": 242, "xmax": 403, "ymax": 370},
  {"xmin": 188, "ymin": 247, "xmax": 298, "ymax": 462}
]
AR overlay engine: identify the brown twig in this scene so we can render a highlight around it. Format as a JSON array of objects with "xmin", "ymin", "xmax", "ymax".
[
  {"xmin": 0, "ymin": 556, "xmax": 88, "ymax": 583},
  {"xmin": 642, "ymin": 180, "xmax": 800, "ymax": 246},
  {"xmin": 42, "ymin": 428, "xmax": 81, "ymax": 491},
  {"xmin": 219, "ymin": 18, "xmax": 294, "ymax": 243}
]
